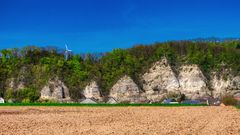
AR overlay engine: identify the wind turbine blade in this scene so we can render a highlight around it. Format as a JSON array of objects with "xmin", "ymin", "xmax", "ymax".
[{"xmin": 65, "ymin": 44, "xmax": 68, "ymax": 50}]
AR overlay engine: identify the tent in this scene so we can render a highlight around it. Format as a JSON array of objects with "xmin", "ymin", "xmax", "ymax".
[{"xmin": 0, "ymin": 97, "xmax": 5, "ymax": 103}]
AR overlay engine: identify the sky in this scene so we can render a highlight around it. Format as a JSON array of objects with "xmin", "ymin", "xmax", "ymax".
[{"xmin": 0, "ymin": 0, "xmax": 240, "ymax": 53}]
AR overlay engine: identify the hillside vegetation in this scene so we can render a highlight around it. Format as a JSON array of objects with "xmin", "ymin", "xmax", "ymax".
[{"xmin": 0, "ymin": 41, "xmax": 240, "ymax": 102}]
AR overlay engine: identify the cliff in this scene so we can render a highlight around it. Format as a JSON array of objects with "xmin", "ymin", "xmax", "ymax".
[
  {"xmin": 142, "ymin": 57, "xmax": 180, "ymax": 102},
  {"xmin": 0, "ymin": 41, "xmax": 239, "ymax": 103},
  {"xmin": 178, "ymin": 65, "xmax": 210, "ymax": 99},
  {"xmin": 107, "ymin": 59, "xmax": 239, "ymax": 103},
  {"xmin": 211, "ymin": 73, "xmax": 240, "ymax": 98}
]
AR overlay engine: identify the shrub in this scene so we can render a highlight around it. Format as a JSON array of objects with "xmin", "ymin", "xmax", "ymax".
[
  {"xmin": 38, "ymin": 98, "xmax": 57, "ymax": 103},
  {"xmin": 221, "ymin": 95, "xmax": 238, "ymax": 106},
  {"xmin": 165, "ymin": 92, "xmax": 186, "ymax": 102},
  {"xmin": 166, "ymin": 92, "xmax": 179, "ymax": 99},
  {"xmin": 22, "ymin": 98, "xmax": 31, "ymax": 103},
  {"xmin": 119, "ymin": 101, "xmax": 131, "ymax": 104},
  {"xmin": 17, "ymin": 88, "xmax": 40, "ymax": 103},
  {"xmin": 5, "ymin": 88, "xmax": 14, "ymax": 100}
]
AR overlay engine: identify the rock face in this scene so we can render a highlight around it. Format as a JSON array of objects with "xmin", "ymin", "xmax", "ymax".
[
  {"xmin": 211, "ymin": 74, "xmax": 230, "ymax": 98},
  {"xmin": 82, "ymin": 81, "xmax": 102, "ymax": 101},
  {"xmin": 231, "ymin": 76, "xmax": 240, "ymax": 98},
  {"xmin": 107, "ymin": 63, "xmax": 239, "ymax": 102},
  {"xmin": 40, "ymin": 78, "xmax": 70, "ymax": 101},
  {"xmin": 109, "ymin": 75, "xmax": 145, "ymax": 103},
  {"xmin": 211, "ymin": 74, "xmax": 240, "ymax": 98},
  {"xmin": 178, "ymin": 65, "xmax": 209, "ymax": 99},
  {"xmin": 142, "ymin": 58, "xmax": 180, "ymax": 102}
]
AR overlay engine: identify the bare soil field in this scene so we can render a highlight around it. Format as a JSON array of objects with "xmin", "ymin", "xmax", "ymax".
[{"xmin": 0, "ymin": 106, "xmax": 240, "ymax": 135}]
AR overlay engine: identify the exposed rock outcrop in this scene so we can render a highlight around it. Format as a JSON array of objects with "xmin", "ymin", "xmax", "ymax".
[
  {"xmin": 178, "ymin": 65, "xmax": 210, "ymax": 99},
  {"xmin": 82, "ymin": 81, "xmax": 102, "ymax": 101},
  {"xmin": 40, "ymin": 78, "xmax": 70, "ymax": 102},
  {"xmin": 231, "ymin": 76, "xmax": 240, "ymax": 98},
  {"xmin": 211, "ymin": 74, "xmax": 240, "ymax": 98},
  {"xmin": 4, "ymin": 60, "xmax": 239, "ymax": 103},
  {"xmin": 7, "ymin": 78, "xmax": 25, "ymax": 90},
  {"xmin": 142, "ymin": 58, "xmax": 180, "ymax": 102},
  {"xmin": 109, "ymin": 75, "xmax": 146, "ymax": 103},
  {"xmin": 211, "ymin": 74, "xmax": 230, "ymax": 98}
]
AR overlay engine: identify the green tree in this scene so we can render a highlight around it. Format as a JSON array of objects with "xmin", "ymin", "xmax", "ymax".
[
  {"xmin": 100, "ymin": 49, "xmax": 139, "ymax": 93},
  {"xmin": 16, "ymin": 88, "xmax": 40, "ymax": 103}
]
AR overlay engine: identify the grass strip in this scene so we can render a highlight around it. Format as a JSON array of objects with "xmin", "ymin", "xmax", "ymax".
[{"xmin": 0, "ymin": 103, "xmax": 208, "ymax": 107}]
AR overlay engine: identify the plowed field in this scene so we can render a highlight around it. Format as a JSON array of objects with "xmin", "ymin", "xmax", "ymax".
[{"xmin": 0, "ymin": 106, "xmax": 239, "ymax": 135}]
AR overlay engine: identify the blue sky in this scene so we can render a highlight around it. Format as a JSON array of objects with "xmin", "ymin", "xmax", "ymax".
[{"xmin": 0, "ymin": 0, "xmax": 240, "ymax": 53}]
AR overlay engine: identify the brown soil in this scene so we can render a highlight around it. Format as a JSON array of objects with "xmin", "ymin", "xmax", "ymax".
[{"xmin": 0, "ymin": 106, "xmax": 240, "ymax": 135}]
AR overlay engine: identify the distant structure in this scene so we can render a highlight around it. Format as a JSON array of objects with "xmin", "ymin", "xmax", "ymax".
[
  {"xmin": 80, "ymin": 98, "xmax": 97, "ymax": 104},
  {"xmin": 107, "ymin": 97, "xmax": 117, "ymax": 104},
  {"xmin": 191, "ymin": 37, "xmax": 240, "ymax": 43},
  {"xmin": 0, "ymin": 97, "xmax": 5, "ymax": 103},
  {"xmin": 64, "ymin": 44, "xmax": 72, "ymax": 60}
]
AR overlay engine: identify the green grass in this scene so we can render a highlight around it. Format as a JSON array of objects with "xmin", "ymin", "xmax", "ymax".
[
  {"xmin": 0, "ymin": 103, "xmax": 208, "ymax": 107},
  {"xmin": 236, "ymin": 106, "xmax": 240, "ymax": 109}
]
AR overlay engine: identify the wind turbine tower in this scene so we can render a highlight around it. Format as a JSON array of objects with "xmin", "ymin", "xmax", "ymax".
[{"xmin": 64, "ymin": 44, "xmax": 72, "ymax": 60}]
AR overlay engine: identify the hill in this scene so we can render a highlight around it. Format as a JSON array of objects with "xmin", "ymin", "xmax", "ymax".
[{"xmin": 0, "ymin": 40, "xmax": 240, "ymax": 103}]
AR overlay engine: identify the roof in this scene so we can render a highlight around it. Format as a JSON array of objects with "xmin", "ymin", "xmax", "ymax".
[
  {"xmin": 107, "ymin": 97, "xmax": 117, "ymax": 104},
  {"xmin": 181, "ymin": 100, "xmax": 201, "ymax": 104},
  {"xmin": 163, "ymin": 98, "xmax": 177, "ymax": 104},
  {"xmin": 80, "ymin": 98, "xmax": 97, "ymax": 104},
  {"xmin": 206, "ymin": 98, "xmax": 221, "ymax": 106}
]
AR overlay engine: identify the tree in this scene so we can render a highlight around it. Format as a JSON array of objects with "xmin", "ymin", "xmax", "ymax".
[
  {"xmin": 16, "ymin": 88, "xmax": 40, "ymax": 102},
  {"xmin": 100, "ymin": 49, "xmax": 139, "ymax": 92},
  {"xmin": 236, "ymin": 44, "xmax": 240, "ymax": 49},
  {"xmin": 155, "ymin": 43, "xmax": 177, "ymax": 65}
]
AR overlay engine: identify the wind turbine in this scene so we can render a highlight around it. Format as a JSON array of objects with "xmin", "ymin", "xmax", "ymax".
[{"xmin": 64, "ymin": 44, "xmax": 72, "ymax": 60}]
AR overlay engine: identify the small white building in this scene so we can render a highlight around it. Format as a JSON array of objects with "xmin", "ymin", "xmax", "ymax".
[
  {"xmin": 80, "ymin": 98, "xmax": 97, "ymax": 104},
  {"xmin": 0, "ymin": 97, "xmax": 5, "ymax": 103}
]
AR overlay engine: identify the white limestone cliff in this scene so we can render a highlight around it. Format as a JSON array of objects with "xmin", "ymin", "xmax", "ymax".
[{"xmin": 82, "ymin": 81, "xmax": 102, "ymax": 101}]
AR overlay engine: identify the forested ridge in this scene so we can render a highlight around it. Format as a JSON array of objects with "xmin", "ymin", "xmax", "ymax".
[{"xmin": 0, "ymin": 40, "xmax": 240, "ymax": 102}]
